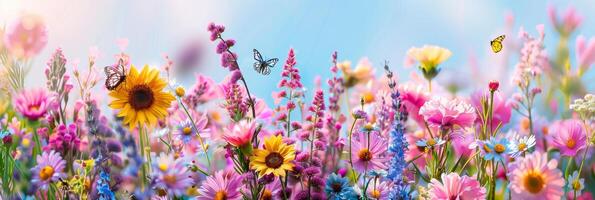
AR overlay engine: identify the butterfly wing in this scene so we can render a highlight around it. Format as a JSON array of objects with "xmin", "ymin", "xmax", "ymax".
[
  {"xmin": 104, "ymin": 59, "xmax": 127, "ymax": 90},
  {"xmin": 254, "ymin": 61, "xmax": 264, "ymax": 74},
  {"xmin": 265, "ymin": 58, "xmax": 278, "ymax": 68},
  {"xmin": 494, "ymin": 35, "xmax": 505, "ymax": 42},
  {"xmin": 253, "ymin": 49, "xmax": 263, "ymax": 62},
  {"xmin": 491, "ymin": 40, "xmax": 503, "ymax": 53}
]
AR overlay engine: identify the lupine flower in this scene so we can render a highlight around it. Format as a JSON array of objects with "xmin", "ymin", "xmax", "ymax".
[
  {"xmin": 567, "ymin": 171, "xmax": 585, "ymax": 196},
  {"xmin": 220, "ymin": 82, "xmax": 248, "ymax": 122},
  {"xmin": 3, "ymin": 13, "xmax": 48, "ymax": 58},
  {"xmin": 470, "ymin": 90, "xmax": 512, "ymax": 130},
  {"xmin": 351, "ymin": 131, "xmax": 389, "ymax": 171},
  {"xmin": 419, "ymin": 96, "xmax": 476, "ymax": 129},
  {"xmin": 550, "ymin": 119, "xmax": 587, "ymax": 157},
  {"xmin": 152, "ymin": 153, "xmax": 194, "ymax": 197},
  {"xmin": 508, "ymin": 151, "xmax": 564, "ymax": 199},
  {"xmin": 278, "ymin": 48, "xmax": 303, "ymax": 90},
  {"xmin": 507, "ymin": 131, "xmax": 536, "ymax": 158},
  {"xmin": 222, "ymin": 120, "xmax": 255, "ymax": 147},
  {"xmin": 479, "ymin": 137, "xmax": 509, "ymax": 162},
  {"xmin": 325, "ymin": 173, "xmax": 358, "ymax": 200},
  {"xmin": 13, "ymin": 88, "xmax": 55, "ymax": 121},
  {"xmin": 31, "ymin": 151, "xmax": 66, "ymax": 190},
  {"xmin": 196, "ymin": 170, "xmax": 243, "ymax": 200},
  {"xmin": 428, "ymin": 173, "xmax": 486, "ymax": 200}
]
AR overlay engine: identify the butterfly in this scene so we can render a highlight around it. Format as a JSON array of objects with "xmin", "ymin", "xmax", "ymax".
[
  {"xmin": 104, "ymin": 59, "xmax": 127, "ymax": 90},
  {"xmin": 253, "ymin": 49, "xmax": 278, "ymax": 75},
  {"xmin": 490, "ymin": 35, "xmax": 506, "ymax": 53}
]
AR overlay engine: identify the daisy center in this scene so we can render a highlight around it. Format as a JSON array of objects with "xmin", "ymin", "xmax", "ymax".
[
  {"xmin": 128, "ymin": 85, "xmax": 155, "ymax": 110},
  {"xmin": 371, "ymin": 189, "xmax": 381, "ymax": 199},
  {"xmin": 214, "ymin": 191, "xmax": 227, "ymax": 200},
  {"xmin": 28, "ymin": 105, "xmax": 40, "ymax": 112},
  {"xmin": 182, "ymin": 126, "xmax": 193, "ymax": 135},
  {"xmin": 163, "ymin": 174, "xmax": 177, "ymax": 185},
  {"xmin": 39, "ymin": 166, "xmax": 55, "ymax": 181},
  {"xmin": 517, "ymin": 143, "xmax": 527, "ymax": 151},
  {"xmin": 523, "ymin": 171, "xmax": 545, "ymax": 194},
  {"xmin": 358, "ymin": 148, "xmax": 373, "ymax": 161},
  {"xmin": 494, "ymin": 144, "xmax": 506, "ymax": 153},
  {"xmin": 265, "ymin": 152, "xmax": 284, "ymax": 169},
  {"xmin": 572, "ymin": 180, "xmax": 582, "ymax": 191},
  {"xmin": 566, "ymin": 139, "xmax": 576, "ymax": 149},
  {"xmin": 158, "ymin": 163, "xmax": 168, "ymax": 171},
  {"xmin": 331, "ymin": 183, "xmax": 343, "ymax": 193},
  {"xmin": 483, "ymin": 144, "xmax": 492, "ymax": 153},
  {"xmin": 260, "ymin": 189, "xmax": 272, "ymax": 200},
  {"xmin": 362, "ymin": 92, "xmax": 375, "ymax": 104},
  {"xmin": 426, "ymin": 139, "xmax": 436, "ymax": 146}
]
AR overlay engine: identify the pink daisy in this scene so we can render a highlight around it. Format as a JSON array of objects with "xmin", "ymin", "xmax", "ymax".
[
  {"xmin": 508, "ymin": 151, "xmax": 564, "ymax": 200},
  {"xmin": 351, "ymin": 131, "xmax": 389, "ymax": 171},
  {"xmin": 3, "ymin": 14, "xmax": 48, "ymax": 58},
  {"xmin": 550, "ymin": 119, "xmax": 587, "ymax": 157},
  {"xmin": 419, "ymin": 96, "xmax": 476, "ymax": 129},
  {"xmin": 13, "ymin": 88, "xmax": 55, "ymax": 121},
  {"xmin": 197, "ymin": 170, "xmax": 243, "ymax": 200},
  {"xmin": 428, "ymin": 172, "xmax": 486, "ymax": 200},
  {"xmin": 399, "ymin": 83, "xmax": 429, "ymax": 127}
]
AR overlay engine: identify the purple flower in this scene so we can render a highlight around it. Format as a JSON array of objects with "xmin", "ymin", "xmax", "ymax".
[
  {"xmin": 32, "ymin": 151, "xmax": 66, "ymax": 190},
  {"xmin": 197, "ymin": 170, "xmax": 243, "ymax": 200},
  {"xmin": 44, "ymin": 123, "xmax": 82, "ymax": 153},
  {"xmin": 152, "ymin": 153, "xmax": 194, "ymax": 197},
  {"xmin": 13, "ymin": 88, "xmax": 55, "ymax": 121}
]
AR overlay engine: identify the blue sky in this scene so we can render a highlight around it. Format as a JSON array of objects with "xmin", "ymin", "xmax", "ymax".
[{"xmin": 1, "ymin": 0, "xmax": 594, "ymax": 104}]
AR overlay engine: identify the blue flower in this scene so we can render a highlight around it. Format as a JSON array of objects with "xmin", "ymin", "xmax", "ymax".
[
  {"xmin": 480, "ymin": 137, "xmax": 509, "ymax": 162},
  {"xmin": 416, "ymin": 138, "xmax": 445, "ymax": 149},
  {"xmin": 325, "ymin": 173, "xmax": 358, "ymax": 200},
  {"xmin": 96, "ymin": 171, "xmax": 115, "ymax": 200},
  {"xmin": 384, "ymin": 85, "xmax": 411, "ymax": 200}
]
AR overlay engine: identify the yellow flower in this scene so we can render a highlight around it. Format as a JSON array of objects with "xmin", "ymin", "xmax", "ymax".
[
  {"xmin": 109, "ymin": 65, "xmax": 175, "ymax": 129},
  {"xmin": 407, "ymin": 45, "xmax": 451, "ymax": 80},
  {"xmin": 338, "ymin": 58, "xmax": 374, "ymax": 88},
  {"xmin": 250, "ymin": 135, "xmax": 295, "ymax": 177}
]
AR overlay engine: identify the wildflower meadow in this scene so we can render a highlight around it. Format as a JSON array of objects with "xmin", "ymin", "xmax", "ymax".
[{"xmin": 0, "ymin": 2, "xmax": 594, "ymax": 200}]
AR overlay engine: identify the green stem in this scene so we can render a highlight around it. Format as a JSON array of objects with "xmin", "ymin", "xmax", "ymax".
[
  {"xmin": 348, "ymin": 119, "xmax": 358, "ymax": 168},
  {"xmin": 178, "ymin": 99, "xmax": 212, "ymax": 169}
]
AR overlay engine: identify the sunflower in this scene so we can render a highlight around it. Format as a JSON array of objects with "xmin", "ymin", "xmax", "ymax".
[
  {"xmin": 109, "ymin": 65, "xmax": 175, "ymax": 129},
  {"xmin": 250, "ymin": 135, "xmax": 295, "ymax": 177}
]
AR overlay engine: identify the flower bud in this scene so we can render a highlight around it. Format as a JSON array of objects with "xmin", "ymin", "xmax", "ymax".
[
  {"xmin": 175, "ymin": 86, "xmax": 186, "ymax": 97},
  {"xmin": 489, "ymin": 80, "xmax": 499, "ymax": 92}
]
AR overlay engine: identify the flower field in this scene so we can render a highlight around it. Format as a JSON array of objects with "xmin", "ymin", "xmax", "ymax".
[{"xmin": 0, "ymin": 3, "xmax": 594, "ymax": 200}]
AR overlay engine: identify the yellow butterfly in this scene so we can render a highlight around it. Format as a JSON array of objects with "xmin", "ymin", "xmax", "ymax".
[{"xmin": 490, "ymin": 35, "xmax": 505, "ymax": 53}]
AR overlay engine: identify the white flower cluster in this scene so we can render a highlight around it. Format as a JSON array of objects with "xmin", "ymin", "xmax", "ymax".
[{"xmin": 570, "ymin": 94, "xmax": 594, "ymax": 120}]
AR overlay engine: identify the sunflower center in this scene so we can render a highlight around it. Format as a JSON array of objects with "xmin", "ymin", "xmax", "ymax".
[
  {"xmin": 39, "ymin": 166, "xmax": 55, "ymax": 181},
  {"xmin": 517, "ymin": 143, "xmax": 527, "ymax": 151},
  {"xmin": 358, "ymin": 148, "xmax": 373, "ymax": 161},
  {"xmin": 182, "ymin": 126, "xmax": 193, "ymax": 135},
  {"xmin": 371, "ymin": 189, "xmax": 381, "ymax": 199},
  {"xmin": 566, "ymin": 139, "xmax": 576, "ymax": 149},
  {"xmin": 331, "ymin": 183, "xmax": 343, "ymax": 193},
  {"xmin": 128, "ymin": 85, "xmax": 155, "ymax": 110},
  {"xmin": 260, "ymin": 189, "xmax": 272, "ymax": 200},
  {"xmin": 523, "ymin": 171, "xmax": 545, "ymax": 194},
  {"xmin": 265, "ymin": 152, "xmax": 284, "ymax": 169},
  {"xmin": 494, "ymin": 144, "xmax": 506, "ymax": 153},
  {"xmin": 163, "ymin": 174, "xmax": 177, "ymax": 185},
  {"xmin": 215, "ymin": 191, "xmax": 227, "ymax": 200}
]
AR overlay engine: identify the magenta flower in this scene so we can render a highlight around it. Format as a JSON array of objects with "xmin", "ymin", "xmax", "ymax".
[
  {"xmin": 428, "ymin": 172, "xmax": 486, "ymax": 200},
  {"xmin": 223, "ymin": 120, "xmax": 255, "ymax": 147},
  {"xmin": 550, "ymin": 119, "xmax": 587, "ymax": 157},
  {"xmin": 399, "ymin": 83, "xmax": 429, "ymax": 127},
  {"xmin": 470, "ymin": 90, "xmax": 512, "ymax": 130},
  {"xmin": 13, "ymin": 88, "xmax": 54, "ymax": 121},
  {"xmin": 419, "ymin": 97, "xmax": 476, "ymax": 129},
  {"xmin": 31, "ymin": 151, "xmax": 66, "ymax": 190},
  {"xmin": 3, "ymin": 14, "xmax": 48, "ymax": 58},
  {"xmin": 152, "ymin": 153, "xmax": 194, "ymax": 197},
  {"xmin": 197, "ymin": 170, "xmax": 243, "ymax": 200},
  {"xmin": 450, "ymin": 130, "xmax": 475, "ymax": 157},
  {"xmin": 508, "ymin": 151, "xmax": 564, "ymax": 199},
  {"xmin": 44, "ymin": 123, "xmax": 82, "ymax": 153},
  {"xmin": 575, "ymin": 35, "xmax": 595, "ymax": 75},
  {"xmin": 351, "ymin": 132, "xmax": 389, "ymax": 171}
]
